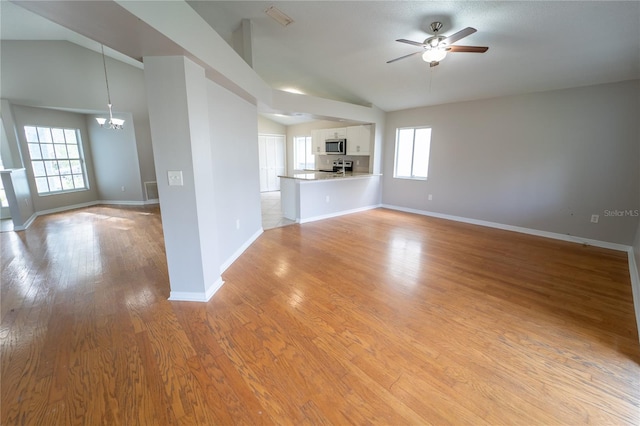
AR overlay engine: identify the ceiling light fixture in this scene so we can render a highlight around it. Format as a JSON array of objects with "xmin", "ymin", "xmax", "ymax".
[
  {"xmin": 265, "ymin": 5, "xmax": 294, "ymax": 27},
  {"xmin": 96, "ymin": 44, "xmax": 125, "ymax": 130},
  {"xmin": 422, "ymin": 48, "xmax": 447, "ymax": 63}
]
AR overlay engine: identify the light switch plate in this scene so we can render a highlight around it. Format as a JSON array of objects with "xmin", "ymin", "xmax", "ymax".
[{"xmin": 168, "ymin": 170, "xmax": 183, "ymax": 186}]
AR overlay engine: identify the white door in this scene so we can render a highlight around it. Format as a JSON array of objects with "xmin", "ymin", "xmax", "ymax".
[{"xmin": 258, "ymin": 134, "xmax": 285, "ymax": 192}]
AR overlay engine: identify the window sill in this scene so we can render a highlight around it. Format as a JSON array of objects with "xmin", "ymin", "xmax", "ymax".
[{"xmin": 393, "ymin": 176, "xmax": 427, "ymax": 181}]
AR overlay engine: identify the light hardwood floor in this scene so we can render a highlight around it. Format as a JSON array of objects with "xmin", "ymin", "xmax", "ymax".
[{"xmin": 2, "ymin": 205, "xmax": 639, "ymax": 425}]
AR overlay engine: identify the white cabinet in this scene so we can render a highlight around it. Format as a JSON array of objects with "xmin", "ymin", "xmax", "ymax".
[
  {"xmin": 311, "ymin": 129, "xmax": 325, "ymax": 155},
  {"xmin": 312, "ymin": 127, "xmax": 346, "ymax": 154},
  {"xmin": 325, "ymin": 127, "xmax": 347, "ymax": 139},
  {"xmin": 311, "ymin": 125, "xmax": 372, "ymax": 156},
  {"xmin": 346, "ymin": 124, "xmax": 372, "ymax": 155}
]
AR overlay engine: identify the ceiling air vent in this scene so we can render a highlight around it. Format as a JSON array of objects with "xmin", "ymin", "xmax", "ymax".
[{"xmin": 264, "ymin": 6, "xmax": 293, "ymax": 27}]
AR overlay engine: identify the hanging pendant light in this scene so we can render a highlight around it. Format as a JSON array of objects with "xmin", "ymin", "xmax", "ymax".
[{"xmin": 96, "ymin": 44, "xmax": 125, "ymax": 130}]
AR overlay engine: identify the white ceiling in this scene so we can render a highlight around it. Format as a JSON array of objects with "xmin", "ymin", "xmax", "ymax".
[
  {"xmin": 0, "ymin": 1, "xmax": 142, "ymax": 69},
  {"xmin": 2, "ymin": 1, "xmax": 639, "ymax": 117}
]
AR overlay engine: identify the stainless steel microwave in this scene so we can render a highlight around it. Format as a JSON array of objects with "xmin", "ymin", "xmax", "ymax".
[{"xmin": 326, "ymin": 139, "xmax": 346, "ymax": 155}]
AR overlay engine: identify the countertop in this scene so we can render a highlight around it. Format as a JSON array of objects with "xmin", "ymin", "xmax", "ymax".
[{"xmin": 278, "ymin": 171, "xmax": 380, "ymax": 181}]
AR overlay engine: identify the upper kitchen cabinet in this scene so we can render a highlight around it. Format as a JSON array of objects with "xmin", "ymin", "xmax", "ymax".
[
  {"xmin": 346, "ymin": 124, "xmax": 373, "ymax": 155},
  {"xmin": 325, "ymin": 127, "xmax": 347, "ymax": 139},
  {"xmin": 312, "ymin": 125, "xmax": 372, "ymax": 156},
  {"xmin": 311, "ymin": 129, "xmax": 326, "ymax": 155},
  {"xmin": 312, "ymin": 127, "xmax": 347, "ymax": 154}
]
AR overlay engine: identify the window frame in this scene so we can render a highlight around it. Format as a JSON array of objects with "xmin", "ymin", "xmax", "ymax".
[
  {"xmin": 23, "ymin": 125, "xmax": 89, "ymax": 196},
  {"xmin": 293, "ymin": 135, "xmax": 315, "ymax": 171},
  {"xmin": 393, "ymin": 126, "xmax": 432, "ymax": 181}
]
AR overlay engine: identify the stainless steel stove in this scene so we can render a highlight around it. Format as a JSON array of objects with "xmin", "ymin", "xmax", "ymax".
[{"xmin": 319, "ymin": 160, "xmax": 353, "ymax": 173}]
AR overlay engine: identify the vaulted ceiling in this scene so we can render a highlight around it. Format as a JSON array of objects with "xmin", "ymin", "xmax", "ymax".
[
  {"xmin": 189, "ymin": 1, "xmax": 640, "ymax": 112},
  {"xmin": 3, "ymin": 1, "xmax": 640, "ymax": 115}
]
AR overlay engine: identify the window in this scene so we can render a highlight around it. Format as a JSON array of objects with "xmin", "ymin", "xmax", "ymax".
[
  {"xmin": 394, "ymin": 127, "xmax": 432, "ymax": 180},
  {"xmin": 293, "ymin": 136, "xmax": 315, "ymax": 170},
  {"xmin": 24, "ymin": 126, "xmax": 88, "ymax": 195}
]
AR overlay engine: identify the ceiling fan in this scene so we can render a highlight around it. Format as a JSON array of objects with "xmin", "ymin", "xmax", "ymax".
[{"xmin": 387, "ymin": 21, "xmax": 488, "ymax": 67}]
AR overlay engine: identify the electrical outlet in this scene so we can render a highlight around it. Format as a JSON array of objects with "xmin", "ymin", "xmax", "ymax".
[
  {"xmin": 428, "ymin": 194, "xmax": 433, "ymax": 201},
  {"xmin": 590, "ymin": 214, "xmax": 599, "ymax": 223},
  {"xmin": 326, "ymin": 195, "xmax": 330, "ymax": 203},
  {"xmin": 121, "ymin": 186, "xmax": 126, "ymax": 192},
  {"xmin": 236, "ymin": 219, "xmax": 240, "ymax": 230}
]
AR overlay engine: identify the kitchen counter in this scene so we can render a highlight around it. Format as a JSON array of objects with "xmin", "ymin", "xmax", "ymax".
[
  {"xmin": 278, "ymin": 171, "xmax": 380, "ymax": 181},
  {"xmin": 278, "ymin": 172, "xmax": 381, "ymax": 223}
]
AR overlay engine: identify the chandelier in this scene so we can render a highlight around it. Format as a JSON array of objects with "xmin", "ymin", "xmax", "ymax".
[{"xmin": 96, "ymin": 44, "xmax": 125, "ymax": 130}]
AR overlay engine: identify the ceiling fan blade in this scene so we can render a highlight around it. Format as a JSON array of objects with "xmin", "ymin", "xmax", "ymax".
[
  {"xmin": 396, "ymin": 38, "xmax": 427, "ymax": 47},
  {"xmin": 386, "ymin": 51, "xmax": 423, "ymax": 63},
  {"xmin": 442, "ymin": 27, "xmax": 476, "ymax": 45},
  {"xmin": 447, "ymin": 45, "xmax": 488, "ymax": 53}
]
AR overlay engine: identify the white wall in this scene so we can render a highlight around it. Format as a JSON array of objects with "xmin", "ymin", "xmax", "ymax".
[
  {"xmin": 11, "ymin": 105, "xmax": 100, "ymax": 212},
  {"xmin": 383, "ymin": 80, "xmax": 640, "ymax": 245},
  {"xmin": 0, "ymin": 100, "xmax": 23, "ymax": 169},
  {"xmin": 86, "ymin": 112, "xmax": 144, "ymax": 202},
  {"xmin": 145, "ymin": 55, "xmax": 221, "ymax": 299},
  {"xmin": 258, "ymin": 115, "xmax": 286, "ymax": 135},
  {"xmin": 208, "ymin": 80, "xmax": 263, "ymax": 265},
  {"xmin": 144, "ymin": 54, "xmax": 263, "ymax": 300},
  {"xmin": 0, "ymin": 169, "xmax": 35, "ymax": 227},
  {"xmin": 1, "ymin": 40, "xmax": 155, "ymax": 200},
  {"xmin": 298, "ymin": 176, "xmax": 382, "ymax": 222}
]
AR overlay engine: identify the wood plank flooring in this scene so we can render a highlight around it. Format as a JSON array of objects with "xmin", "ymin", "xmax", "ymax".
[{"xmin": 2, "ymin": 205, "xmax": 639, "ymax": 425}]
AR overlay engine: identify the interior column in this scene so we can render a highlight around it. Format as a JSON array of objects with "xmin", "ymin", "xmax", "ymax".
[{"xmin": 143, "ymin": 55, "xmax": 222, "ymax": 301}]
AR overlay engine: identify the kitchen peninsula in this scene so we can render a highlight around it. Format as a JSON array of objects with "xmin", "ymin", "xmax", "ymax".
[{"xmin": 279, "ymin": 172, "xmax": 381, "ymax": 223}]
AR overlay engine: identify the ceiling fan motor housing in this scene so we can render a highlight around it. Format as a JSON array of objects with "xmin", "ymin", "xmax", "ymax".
[
  {"xmin": 424, "ymin": 35, "xmax": 446, "ymax": 49},
  {"xmin": 429, "ymin": 21, "xmax": 444, "ymax": 34}
]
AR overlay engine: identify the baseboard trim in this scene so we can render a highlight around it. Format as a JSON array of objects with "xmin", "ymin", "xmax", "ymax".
[
  {"xmin": 381, "ymin": 204, "xmax": 631, "ymax": 252},
  {"xmin": 36, "ymin": 200, "xmax": 101, "ymax": 217},
  {"xmin": 219, "ymin": 228, "xmax": 264, "ymax": 274},
  {"xmin": 12, "ymin": 199, "xmax": 158, "ymax": 231},
  {"xmin": 13, "ymin": 213, "xmax": 37, "ymax": 231},
  {"xmin": 99, "ymin": 199, "xmax": 159, "ymax": 206},
  {"xmin": 299, "ymin": 204, "xmax": 381, "ymax": 224},
  {"xmin": 168, "ymin": 277, "xmax": 224, "ymax": 302},
  {"xmin": 382, "ymin": 204, "xmax": 640, "ymax": 341}
]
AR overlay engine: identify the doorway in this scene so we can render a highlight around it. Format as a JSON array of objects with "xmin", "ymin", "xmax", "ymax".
[
  {"xmin": 258, "ymin": 134, "xmax": 285, "ymax": 192},
  {"xmin": 258, "ymin": 134, "xmax": 292, "ymax": 229}
]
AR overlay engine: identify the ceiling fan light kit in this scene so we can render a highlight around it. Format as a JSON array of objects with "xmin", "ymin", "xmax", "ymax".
[
  {"xmin": 387, "ymin": 21, "xmax": 488, "ymax": 67},
  {"xmin": 422, "ymin": 48, "xmax": 447, "ymax": 63}
]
